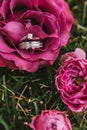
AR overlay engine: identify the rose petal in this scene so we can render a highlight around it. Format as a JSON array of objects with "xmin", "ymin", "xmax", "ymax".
[
  {"xmin": 10, "ymin": 0, "xmax": 33, "ymax": 13},
  {"xmin": 0, "ymin": 52, "xmax": 41, "ymax": 72},
  {"xmin": 0, "ymin": 0, "xmax": 10, "ymax": 19},
  {"xmin": 74, "ymin": 48, "xmax": 86, "ymax": 59},
  {"xmin": 3, "ymin": 21, "xmax": 27, "ymax": 41},
  {"xmin": 29, "ymin": 25, "xmax": 48, "ymax": 39},
  {"xmin": 38, "ymin": 0, "xmax": 62, "ymax": 17},
  {"xmin": 0, "ymin": 55, "xmax": 6, "ymax": 67},
  {"xmin": 61, "ymin": 48, "xmax": 86, "ymax": 63},
  {"xmin": 0, "ymin": 34, "xmax": 14, "ymax": 52},
  {"xmin": 0, "ymin": 0, "xmax": 3, "ymax": 6},
  {"xmin": 19, "ymin": 10, "xmax": 44, "ymax": 27},
  {"xmin": 43, "ymin": 13, "xmax": 59, "ymax": 35}
]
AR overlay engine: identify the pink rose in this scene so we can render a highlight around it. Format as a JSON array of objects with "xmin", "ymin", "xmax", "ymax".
[
  {"xmin": 29, "ymin": 110, "xmax": 72, "ymax": 130},
  {"xmin": 55, "ymin": 48, "xmax": 87, "ymax": 112},
  {"xmin": 0, "ymin": 0, "xmax": 73, "ymax": 72}
]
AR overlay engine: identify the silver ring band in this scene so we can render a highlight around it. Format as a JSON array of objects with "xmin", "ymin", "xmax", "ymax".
[{"xmin": 19, "ymin": 41, "xmax": 43, "ymax": 50}]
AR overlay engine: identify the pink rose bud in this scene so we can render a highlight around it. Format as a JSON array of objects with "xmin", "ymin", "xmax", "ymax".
[
  {"xmin": 55, "ymin": 49, "xmax": 87, "ymax": 112},
  {"xmin": 29, "ymin": 110, "xmax": 72, "ymax": 130}
]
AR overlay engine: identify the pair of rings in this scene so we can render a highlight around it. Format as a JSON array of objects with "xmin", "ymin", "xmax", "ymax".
[
  {"xmin": 19, "ymin": 33, "xmax": 43, "ymax": 50},
  {"xmin": 19, "ymin": 41, "xmax": 43, "ymax": 50}
]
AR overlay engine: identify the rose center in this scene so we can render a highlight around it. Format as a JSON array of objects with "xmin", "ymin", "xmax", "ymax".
[
  {"xmin": 47, "ymin": 122, "xmax": 57, "ymax": 130},
  {"xmin": 19, "ymin": 33, "xmax": 43, "ymax": 50},
  {"xmin": 75, "ymin": 77, "xmax": 84, "ymax": 86},
  {"xmin": 51, "ymin": 123, "xmax": 57, "ymax": 130}
]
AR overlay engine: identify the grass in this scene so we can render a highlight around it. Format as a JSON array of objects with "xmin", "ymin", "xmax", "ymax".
[{"xmin": 0, "ymin": 0, "xmax": 87, "ymax": 130}]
